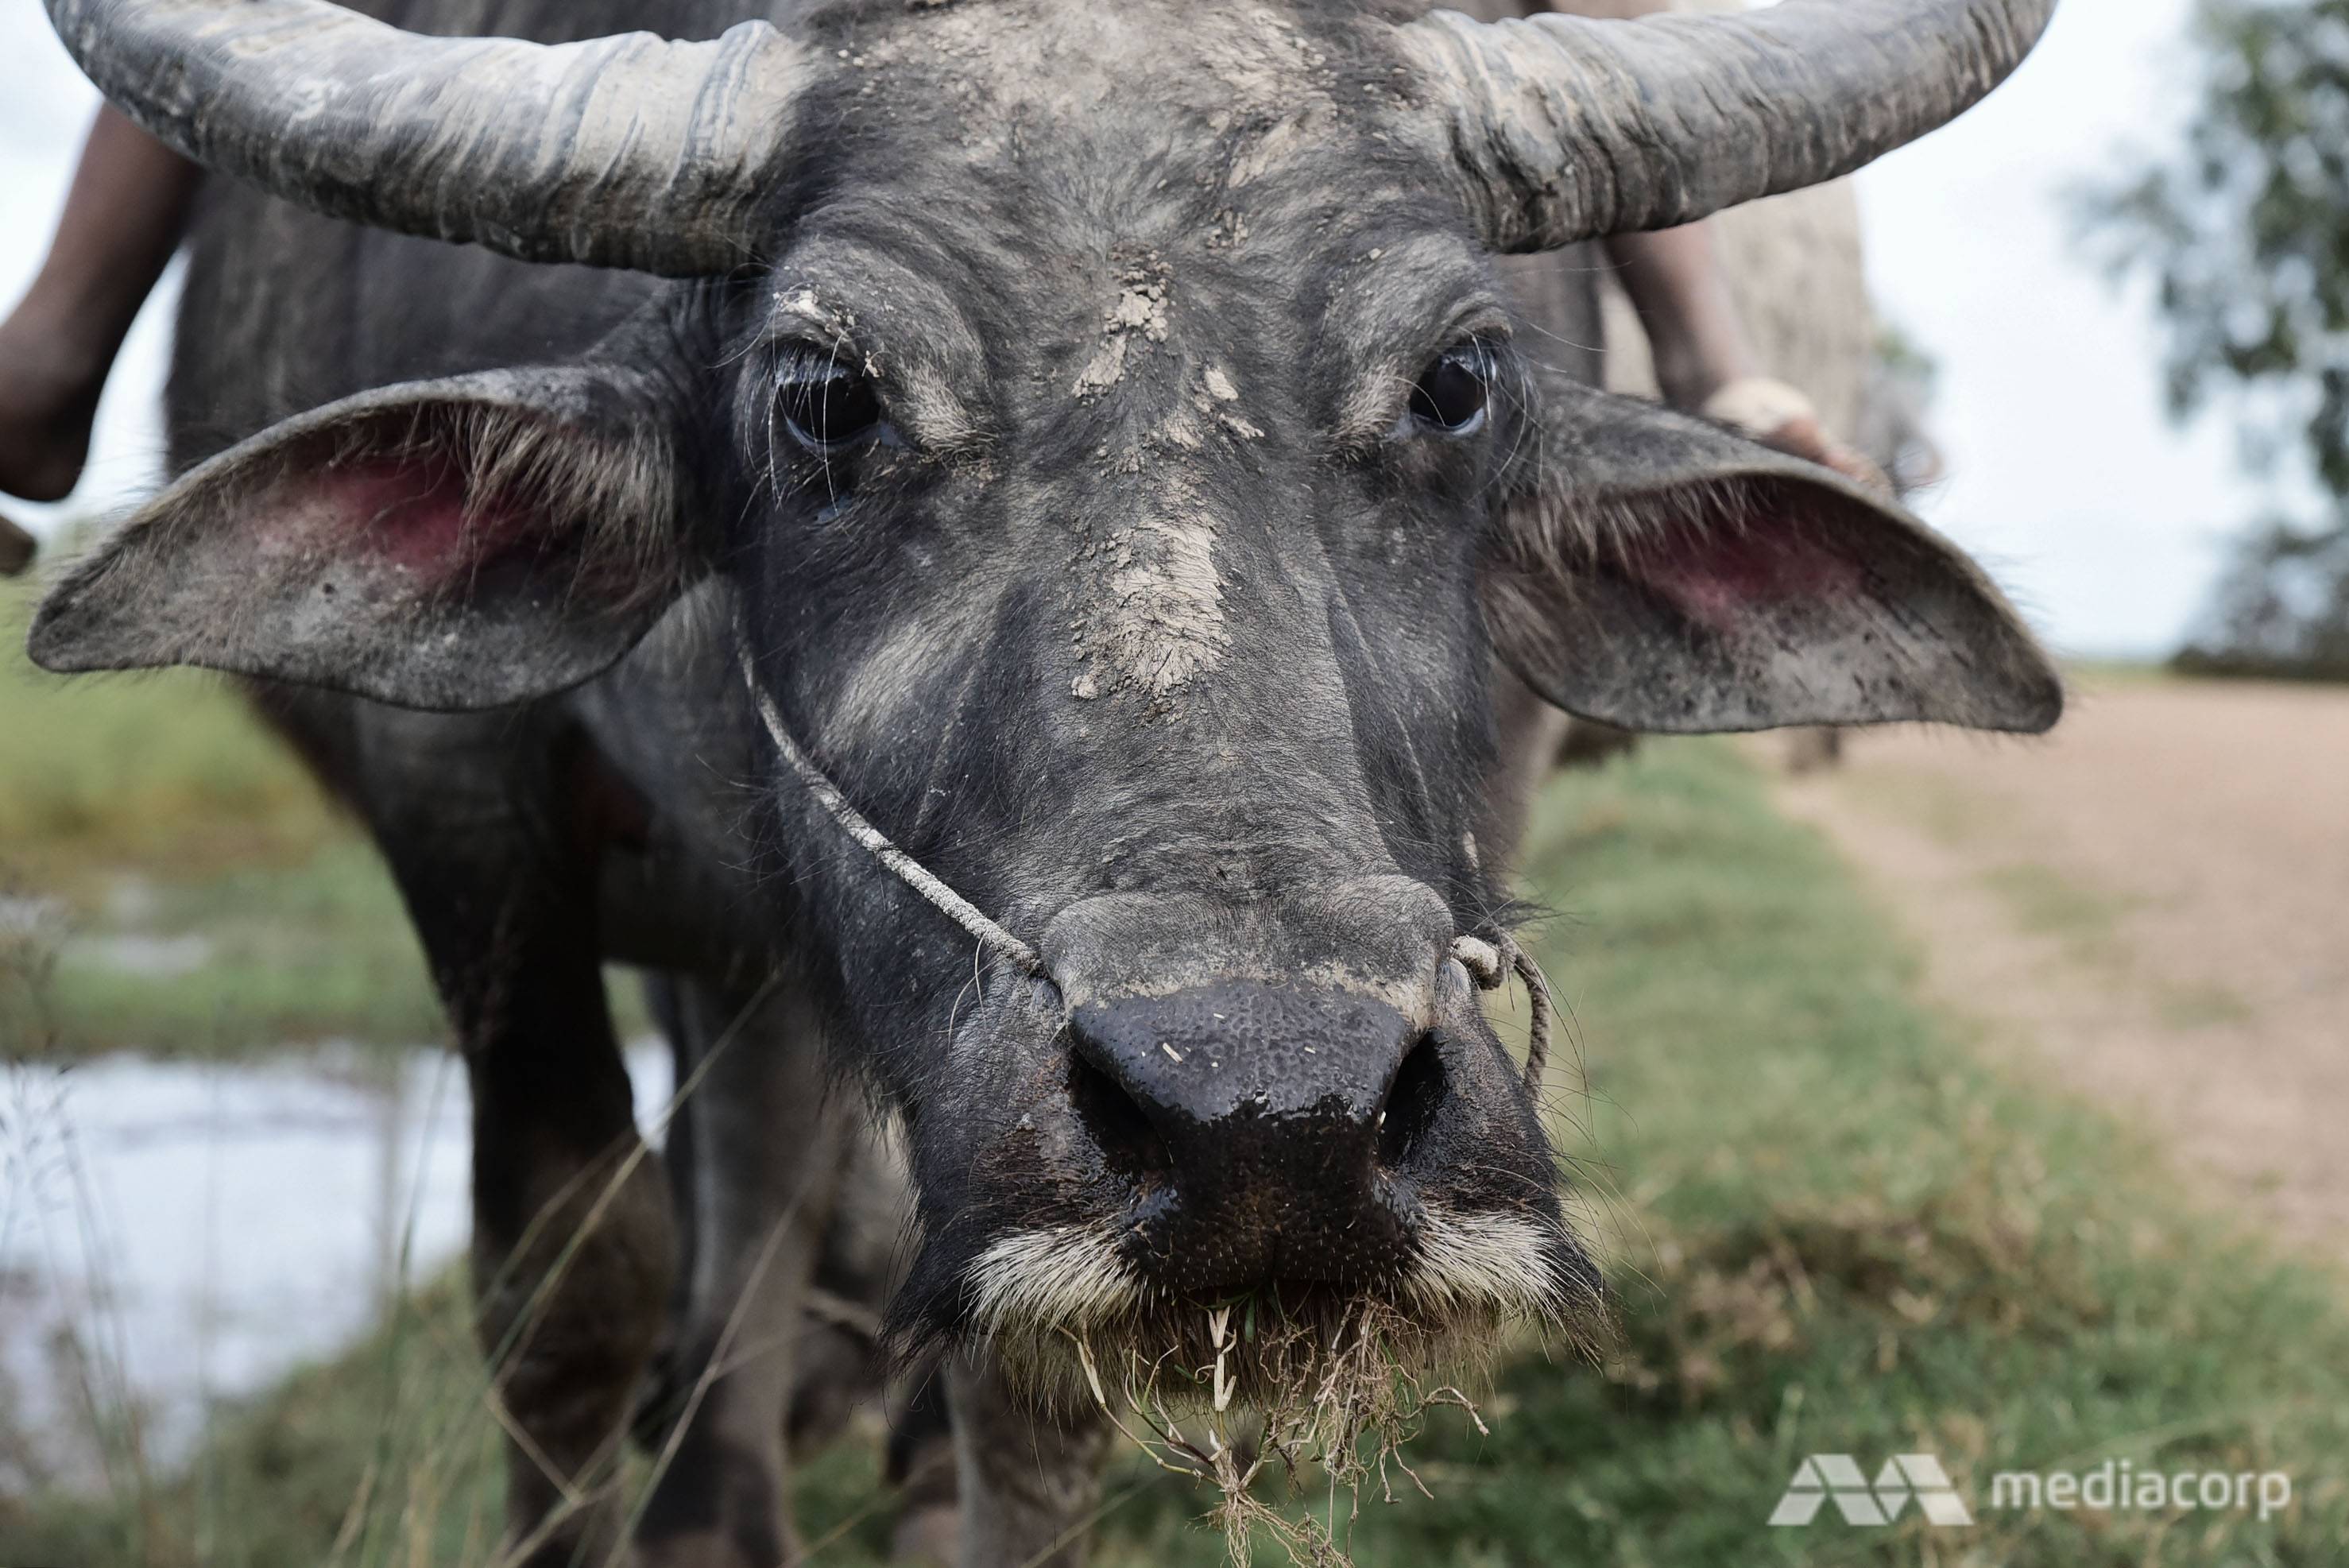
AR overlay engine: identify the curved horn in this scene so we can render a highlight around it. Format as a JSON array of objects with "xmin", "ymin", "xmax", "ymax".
[
  {"xmin": 1403, "ymin": 0, "xmax": 2057, "ymax": 253},
  {"xmin": 43, "ymin": 0, "xmax": 817, "ymax": 275}
]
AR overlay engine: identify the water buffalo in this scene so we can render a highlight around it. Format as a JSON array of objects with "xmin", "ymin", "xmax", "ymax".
[{"xmin": 30, "ymin": 0, "xmax": 2061, "ymax": 1561}]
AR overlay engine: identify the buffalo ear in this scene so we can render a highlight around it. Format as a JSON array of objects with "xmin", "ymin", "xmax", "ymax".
[
  {"xmin": 1485, "ymin": 376, "xmax": 2061, "ymax": 734},
  {"xmin": 31, "ymin": 362, "xmax": 696, "ymax": 710}
]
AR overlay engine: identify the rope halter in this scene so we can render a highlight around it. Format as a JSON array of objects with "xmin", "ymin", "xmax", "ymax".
[
  {"xmin": 737, "ymin": 637, "xmax": 1556, "ymax": 1098},
  {"xmin": 1449, "ymin": 931, "xmax": 1555, "ymax": 1100}
]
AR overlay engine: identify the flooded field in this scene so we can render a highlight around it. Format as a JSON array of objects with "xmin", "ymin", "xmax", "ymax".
[{"xmin": 0, "ymin": 1042, "xmax": 668, "ymax": 1491}]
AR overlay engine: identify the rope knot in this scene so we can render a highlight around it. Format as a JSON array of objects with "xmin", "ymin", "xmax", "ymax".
[
  {"xmin": 1450, "ymin": 934, "xmax": 1506, "ymax": 987},
  {"xmin": 1451, "ymin": 931, "xmax": 1554, "ymax": 1100}
]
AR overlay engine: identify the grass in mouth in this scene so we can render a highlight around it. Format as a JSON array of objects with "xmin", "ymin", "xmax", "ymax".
[{"xmin": 1070, "ymin": 1295, "xmax": 1509, "ymax": 1568}]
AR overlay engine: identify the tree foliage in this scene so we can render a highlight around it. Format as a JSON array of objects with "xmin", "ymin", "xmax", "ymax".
[
  {"xmin": 2173, "ymin": 517, "xmax": 2349, "ymax": 678},
  {"xmin": 2092, "ymin": 0, "xmax": 2349, "ymax": 491},
  {"xmin": 2088, "ymin": 0, "xmax": 2349, "ymax": 672}
]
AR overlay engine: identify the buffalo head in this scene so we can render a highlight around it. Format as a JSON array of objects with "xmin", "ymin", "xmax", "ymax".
[{"xmin": 31, "ymin": 0, "xmax": 2061, "ymax": 1389}]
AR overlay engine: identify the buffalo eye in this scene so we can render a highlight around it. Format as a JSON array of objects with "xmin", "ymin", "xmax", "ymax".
[
  {"xmin": 776, "ymin": 357, "xmax": 884, "ymax": 451},
  {"xmin": 1407, "ymin": 343, "xmax": 1492, "ymax": 436}
]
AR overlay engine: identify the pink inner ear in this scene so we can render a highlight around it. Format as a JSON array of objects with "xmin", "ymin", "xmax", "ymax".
[
  {"xmin": 264, "ymin": 451, "xmax": 532, "ymax": 590},
  {"xmin": 331, "ymin": 459, "xmax": 475, "ymax": 576},
  {"xmin": 1630, "ymin": 510, "xmax": 1866, "ymax": 634}
]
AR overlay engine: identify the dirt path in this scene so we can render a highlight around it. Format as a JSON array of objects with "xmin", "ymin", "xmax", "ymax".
[{"xmin": 1767, "ymin": 677, "xmax": 2349, "ymax": 1263}]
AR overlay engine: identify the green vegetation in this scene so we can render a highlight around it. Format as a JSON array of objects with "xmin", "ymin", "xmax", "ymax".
[
  {"xmin": 2, "ymin": 580, "xmax": 654, "ymax": 1055},
  {"xmin": 2084, "ymin": 1, "xmax": 2349, "ymax": 678},
  {"xmin": 1836, "ymin": 761, "xmax": 1995, "ymax": 850},
  {"xmin": 2154, "ymin": 978, "xmax": 2258, "ymax": 1032},
  {"xmin": 0, "ymin": 580, "xmax": 342, "ymax": 885},
  {"xmin": 1977, "ymin": 861, "xmax": 2140, "ymax": 962},
  {"xmin": 2, "ymin": 575, "xmax": 442, "ymax": 1057},
  {"xmin": 2059, "ymin": 657, "xmax": 2173, "ymax": 688},
  {"xmin": 17, "ymin": 838, "xmax": 447, "ymax": 1057},
  {"xmin": 6, "ymin": 710, "xmax": 2347, "ymax": 1562}
]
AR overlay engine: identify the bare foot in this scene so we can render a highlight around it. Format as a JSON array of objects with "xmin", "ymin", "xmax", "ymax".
[{"xmin": 0, "ymin": 322, "xmax": 104, "ymax": 502}]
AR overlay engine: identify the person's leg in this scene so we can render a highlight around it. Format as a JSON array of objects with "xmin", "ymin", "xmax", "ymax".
[
  {"xmin": 1604, "ymin": 222, "xmax": 1882, "ymax": 486},
  {"xmin": 0, "ymin": 107, "xmax": 200, "ymax": 505},
  {"xmin": 1602, "ymin": 223, "xmax": 1759, "ymax": 412},
  {"xmin": 0, "ymin": 513, "xmax": 32, "ymax": 575},
  {"xmin": 1495, "ymin": 0, "xmax": 1883, "ymax": 486}
]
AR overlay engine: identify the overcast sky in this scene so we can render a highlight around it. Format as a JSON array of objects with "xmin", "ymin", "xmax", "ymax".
[{"xmin": 0, "ymin": 0, "xmax": 2277, "ymax": 658}]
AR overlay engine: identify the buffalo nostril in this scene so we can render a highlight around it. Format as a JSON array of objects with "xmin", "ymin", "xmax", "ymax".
[
  {"xmin": 1067, "ymin": 1054, "xmax": 1173, "ymax": 1186},
  {"xmin": 1376, "ymin": 1033, "xmax": 1447, "ymax": 1171}
]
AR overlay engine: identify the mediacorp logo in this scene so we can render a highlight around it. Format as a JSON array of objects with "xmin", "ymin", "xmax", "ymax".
[
  {"xmin": 1770, "ymin": 1454, "xmax": 1973, "ymax": 1527},
  {"xmin": 1770, "ymin": 1453, "xmax": 2295, "ymax": 1528}
]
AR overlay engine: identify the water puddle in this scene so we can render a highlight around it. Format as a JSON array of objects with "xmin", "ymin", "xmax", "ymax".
[
  {"xmin": 63, "ymin": 932, "xmax": 214, "ymax": 978},
  {"xmin": 0, "ymin": 1042, "xmax": 669, "ymax": 1493},
  {"xmin": 3, "ymin": 885, "xmax": 213, "ymax": 978},
  {"xmin": 0, "ymin": 895, "xmax": 64, "ymax": 939}
]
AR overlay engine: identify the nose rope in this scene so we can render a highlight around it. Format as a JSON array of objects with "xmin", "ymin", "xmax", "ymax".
[
  {"xmin": 737, "ymin": 636, "xmax": 1549, "ymax": 1094},
  {"xmin": 739, "ymin": 647, "xmax": 1047, "ymax": 978},
  {"xmin": 1451, "ymin": 933, "xmax": 1555, "ymax": 1099}
]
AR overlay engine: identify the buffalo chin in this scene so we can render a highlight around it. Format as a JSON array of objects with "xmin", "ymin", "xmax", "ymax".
[{"xmin": 940, "ymin": 1211, "xmax": 1607, "ymax": 1413}]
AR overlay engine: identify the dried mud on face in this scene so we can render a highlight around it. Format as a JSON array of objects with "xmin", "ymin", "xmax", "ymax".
[{"xmin": 1769, "ymin": 676, "xmax": 2349, "ymax": 1268}]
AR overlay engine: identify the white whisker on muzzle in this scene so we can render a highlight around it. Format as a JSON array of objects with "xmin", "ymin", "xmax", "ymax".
[
  {"xmin": 1405, "ymin": 1208, "xmax": 1572, "ymax": 1322},
  {"xmin": 967, "ymin": 1222, "xmax": 1144, "ymax": 1340}
]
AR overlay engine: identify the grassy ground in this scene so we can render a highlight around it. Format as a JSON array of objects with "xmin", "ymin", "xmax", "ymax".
[
  {"xmin": 0, "ymin": 580, "xmax": 344, "ymax": 887},
  {"xmin": 7, "ymin": 731, "xmax": 2346, "ymax": 1566},
  {"xmin": 2, "ymin": 575, "xmax": 440, "ymax": 1057},
  {"xmin": 2, "ymin": 578, "xmax": 657, "ymax": 1057}
]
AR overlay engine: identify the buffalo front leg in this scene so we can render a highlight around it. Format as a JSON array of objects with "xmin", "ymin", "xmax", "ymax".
[
  {"xmin": 388, "ymin": 834, "xmax": 674, "ymax": 1562},
  {"xmin": 946, "ymin": 1353, "xmax": 1111, "ymax": 1568},
  {"xmin": 634, "ymin": 977, "xmax": 847, "ymax": 1567}
]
